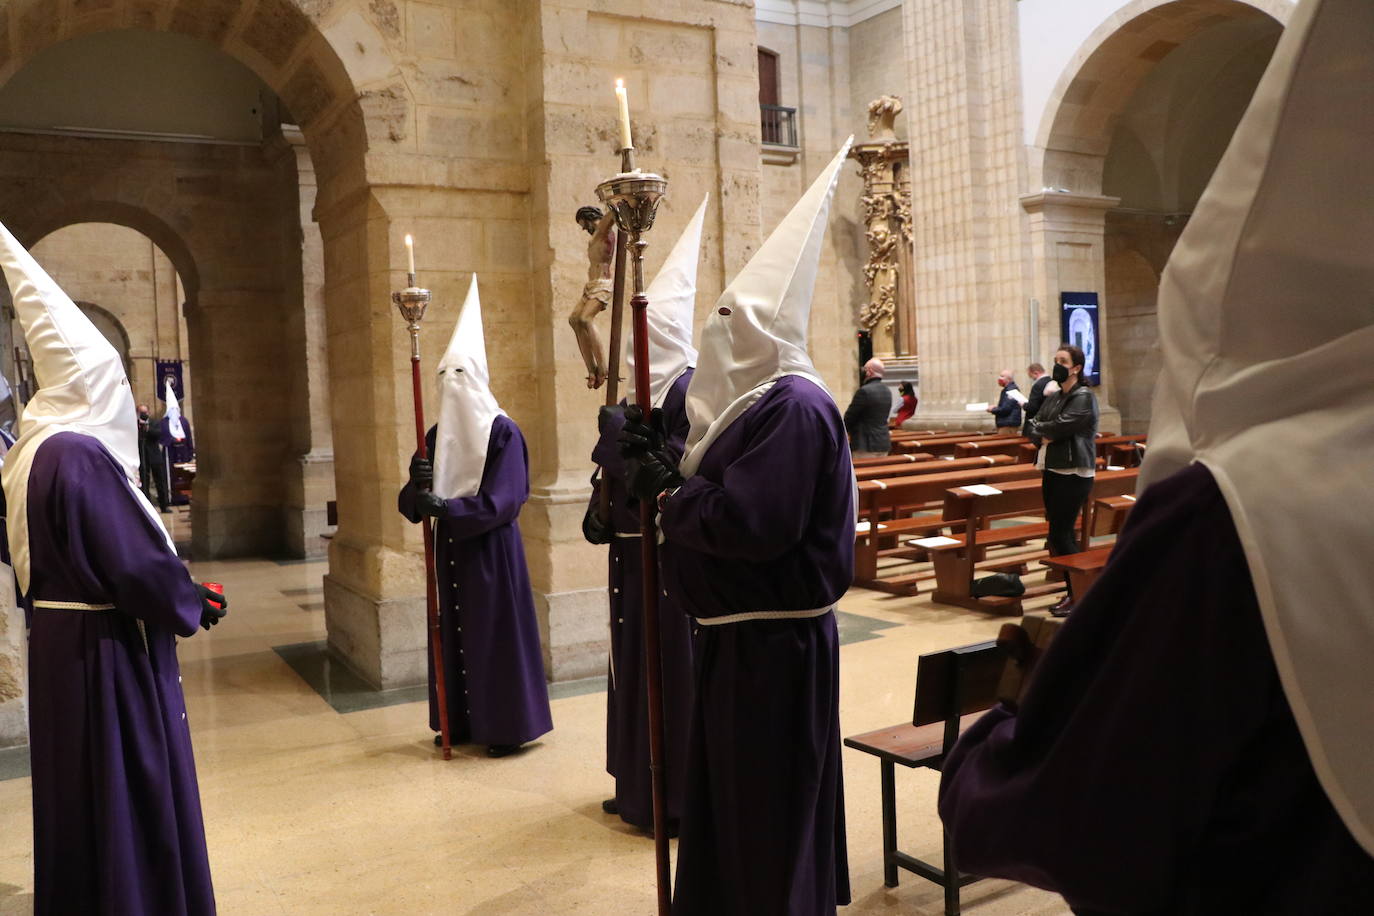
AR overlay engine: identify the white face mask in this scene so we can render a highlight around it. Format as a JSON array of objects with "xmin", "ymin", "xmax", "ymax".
[{"xmin": 431, "ymin": 275, "xmax": 506, "ymax": 500}]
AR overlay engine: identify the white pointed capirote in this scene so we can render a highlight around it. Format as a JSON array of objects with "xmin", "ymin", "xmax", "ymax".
[
  {"xmin": 164, "ymin": 376, "xmax": 186, "ymax": 440},
  {"xmin": 680, "ymin": 138, "xmax": 853, "ymax": 476},
  {"xmin": 0, "ymin": 220, "xmax": 176, "ymax": 592},
  {"xmin": 1138, "ymin": 0, "xmax": 1374, "ymax": 856},
  {"xmin": 625, "ymin": 194, "xmax": 708, "ymax": 409},
  {"xmin": 432, "ymin": 274, "xmax": 507, "ymax": 500}
]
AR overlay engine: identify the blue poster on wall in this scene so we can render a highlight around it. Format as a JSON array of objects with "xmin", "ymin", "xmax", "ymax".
[
  {"xmin": 156, "ymin": 360, "xmax": 184, "ymax": 402},
  {"xmin": 1059, "ymin": 292, "xmax": 1101, "ymax": 386}
]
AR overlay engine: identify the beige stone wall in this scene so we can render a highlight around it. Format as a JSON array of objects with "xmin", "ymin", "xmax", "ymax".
[{"xmin": 29, "ymin": 223, "xmax": 190, "ymax": 415}]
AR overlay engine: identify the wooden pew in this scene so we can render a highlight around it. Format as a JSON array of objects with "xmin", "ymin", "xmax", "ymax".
[
  {"xmin": 854, "ymin": 464, "xmax": 1041, "ymax": 594},
  {"xmin": 1092, "ymin": 494, "xmax": 1136, "ymax": 535},
  {"xmin": 926, "ymin": 469, "xmax": 1140, "ymax": 613},
  {"xmin": 844, "ymin": 639, "xmax": 1005, "ymax": 916},
  {"xmin": 1040, "ymin": 546, "xmax": 1114, "ymax": 600},
  {"xmin": 856, "ymin": 454, "xmax": 1013, "ymax": 482},
  {"xmin": 953, "ymin": 437, "xmax": 1030, "ymax": 461},
  {"xmin": 853, "ymin": 451, "xmax": 936, "ymax": 469},
  {"xmin": 892, "ymin": 434, "xmax": 1008, "ymax": 457}
]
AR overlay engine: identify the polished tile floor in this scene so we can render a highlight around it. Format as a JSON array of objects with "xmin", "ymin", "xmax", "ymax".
[{"xmin": 0, "ymin": 518, "xmax": 1070, "ymax": 915}]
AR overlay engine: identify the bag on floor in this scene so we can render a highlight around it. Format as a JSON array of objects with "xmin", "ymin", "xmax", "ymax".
[{"xmin": 971, "ymin": 572, "xmax": 1025, "ymax": 598}]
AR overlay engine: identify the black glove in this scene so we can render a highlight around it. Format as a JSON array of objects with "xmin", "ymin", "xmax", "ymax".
[
  {"xmin": 196, "ymin": 584, "xmax": 228, "ymax": 631},
  {"xmin": 618, "ymin": 405, "xmax": 666, "ymax": 460},
  {"xmin": 626, "ymin": 448, "xmax": 684, "ymax": 504},
  {"xmin": 582, "ymin": 503, "xmax": 613, "ymax": 545},
  {"xmin": 410, "ymin": 455, "xmax": 433, "ymax": 489},
  {"xmin": 597, "ymin": 404, "xmax": 626, "ymax": 437},
  {"xmin": 414, "ymin": 489, "xmax": 448, "ymax": 518}
]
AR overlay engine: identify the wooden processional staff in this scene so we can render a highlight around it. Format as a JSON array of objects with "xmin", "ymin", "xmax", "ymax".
[
  {"xmin": 393, "ymin": 245, "xmax": 454, "ymax": 761},
  {"xmin": 598, "ymin": 149, "xmax": 673, "ymax": 914}
]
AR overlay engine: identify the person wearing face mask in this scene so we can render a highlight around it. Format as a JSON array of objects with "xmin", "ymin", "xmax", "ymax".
[
  {"xmin": 1031, "ymin": 344, "xmax": 1098, "ymax": 615},
  {"xmin": 137, "ymin": 401, "xmax": 170, "ymax": 512},
  {"xmin": 398, "ymin": 275, "xmax": 552, "ymax": 758},
  {"xmin": 987, "ymin": 368, "xmax": 1022, "ymax": 433}
]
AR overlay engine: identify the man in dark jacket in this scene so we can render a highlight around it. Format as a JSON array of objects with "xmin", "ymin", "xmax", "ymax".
[
  {"xmin": 1021, "ymin": 363, "xmax": 1050, "ymax": 439},
  {"xmin": 136, "ymin": 403, "xmax": 169, "ymax": 512},
  {"xmin": 843, "ymin": 357, "xmax": 892, "ymax": 457},
  {"xmin": 988, "ymin": 369, "xmax": 1022, "ymax": 433}
]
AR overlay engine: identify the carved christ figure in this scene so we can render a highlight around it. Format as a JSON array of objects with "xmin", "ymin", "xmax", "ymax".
[{"xmin": 568, "ymin": 206, "xmax": 617, "ymax": 389}]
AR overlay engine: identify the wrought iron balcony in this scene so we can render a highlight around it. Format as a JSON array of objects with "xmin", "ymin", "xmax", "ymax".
[{"xmin": 761, "ymin": 104, "xmax": 798, "ymax": 148}]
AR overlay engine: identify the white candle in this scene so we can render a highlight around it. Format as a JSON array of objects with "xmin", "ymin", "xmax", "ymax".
[
  {"xmin": 614, "ymin": 78, "xmax": 633, "ymax": 151},
  {"xmin": 404, "ymin": 233, "xmax": 416, "ymax": 277}
]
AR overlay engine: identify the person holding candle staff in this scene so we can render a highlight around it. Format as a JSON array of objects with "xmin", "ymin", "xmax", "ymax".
[{"xmin": 399, "ymin": 274, "xmax": 553, "ymax": 757}]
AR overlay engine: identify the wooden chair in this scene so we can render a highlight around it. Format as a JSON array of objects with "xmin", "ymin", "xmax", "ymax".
[{"xmin": 844, "ymin": 640, "xmax": 1006, "ymax": 916}]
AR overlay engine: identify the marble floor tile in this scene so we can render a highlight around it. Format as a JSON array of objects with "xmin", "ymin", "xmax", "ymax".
[{"xmin": 0, "ymin": 554, "xmax": 1070, "ymax": 915}]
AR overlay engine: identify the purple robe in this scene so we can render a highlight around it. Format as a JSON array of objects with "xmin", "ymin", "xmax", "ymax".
[
  {"xmin": 158, "ymin": 416, "xmax": 193, "ymax": 507},
  {"xmin": 589, "ymin": 371, "xmax": 695, "ymax": 830},
  {"xmin": 938, "ymin": 464, "xmax": 1374, "ymax": 914},
  {"xmin": 399, "ymin": 416, "xmax": 552, "ymax": 746},
  {"xmin": 24, "ymin": 431, "xmax": 214, "ymax": 915},
  {"xmin": 660, "ymin": 375, "xmax": 854, "ymax": 915}
]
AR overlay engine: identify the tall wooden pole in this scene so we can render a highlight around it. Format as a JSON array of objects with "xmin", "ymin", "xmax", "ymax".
[
  {"xmin": 598, "ymin": 228, "xmax": 629, "ymax": 520},
  {"xmin": 395, "ymin": 278, "xmax": 452, "ymax": 761}
]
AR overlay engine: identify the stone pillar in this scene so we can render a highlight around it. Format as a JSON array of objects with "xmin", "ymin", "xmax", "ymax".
[
  {"xmin": 0, "ymin": 567, "xmax": 23, "ymax": 748},
  {"xmin": 280, "ymin": 127, "xmax": 336, "ymax": 558},
  {"xmin": 1019, "ymin": 191, "xmax": 1123, "ymax": 433},
  {"xmin": 900, "ymin": 0, "xmax": 1032, "ymax": 430}
]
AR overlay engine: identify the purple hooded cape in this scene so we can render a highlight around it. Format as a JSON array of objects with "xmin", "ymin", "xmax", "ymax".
[
  {"xmin": 589, "ymin": 370, "xmax": 695, "ymax": 830},
  {"xmin": 660, "ymin": 376, "xmax": 854, "ymax": 915},
  {"xmin": 938, "ymin": 463, "xmax": 1374, "ymax": 914},
  {"xmin": 399, "ymin": 415, "xmax": 552, "ymax": 746},
  {"xmin": 24, "ymin": 431, "xmax": 214, "ymax": 915}
]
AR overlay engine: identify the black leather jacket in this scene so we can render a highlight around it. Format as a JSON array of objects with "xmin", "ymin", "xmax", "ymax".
[{"xmin": 1032, "ymin": 383, "xmax": 1098, "ymax": 471}]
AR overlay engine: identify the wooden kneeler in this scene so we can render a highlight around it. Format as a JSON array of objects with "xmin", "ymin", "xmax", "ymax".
[{"xmin": 843, "ymin": 640, "xmax": 1006, "ymax": 916}]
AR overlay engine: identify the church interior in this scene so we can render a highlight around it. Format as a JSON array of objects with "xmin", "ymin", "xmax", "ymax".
[{"xmin": 0, "ymin": 0, "xmax": 1336, "ymax": 913}]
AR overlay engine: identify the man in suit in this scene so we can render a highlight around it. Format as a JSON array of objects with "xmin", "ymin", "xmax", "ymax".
[{"xmin": 843, "ymin": 357, "xmax": 892, "ymax": 458}]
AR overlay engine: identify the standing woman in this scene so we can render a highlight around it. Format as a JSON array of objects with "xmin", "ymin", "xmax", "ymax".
[
  {"xmin": 890, "ymin": 381, "xmax": 917, "ymax": 429},
  {"xmin": 1031, "ymin": 344, "xmax": 1098, "ymax": 616}
]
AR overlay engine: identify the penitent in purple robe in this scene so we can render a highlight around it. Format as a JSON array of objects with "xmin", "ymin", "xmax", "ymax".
[
  {"xmin": 24, "ymin": 431, "xmax": 214, "ymax": 915},
  {"xmin": 399, "ymin": 416, "xmax": 552, "ymax": 747},
  {"xmin": 589, "ymin": 370, "xmax": 695, "ymax": 831},
  {"xmin": 938, "ymin": 464, "xmax": 1374, "ymax": 914},
  {"xmin": 660, "ymin": 375, "xmax": 854, "ymax": 916}
]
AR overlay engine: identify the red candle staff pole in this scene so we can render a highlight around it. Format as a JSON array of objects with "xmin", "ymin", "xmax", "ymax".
[
  {"xmin": 393, "ymin": 248, "xmax": 453, "ymax": 761},
  {"xmin": 598, "ymin": 165, "xmax": 671, "ymax": 915}
]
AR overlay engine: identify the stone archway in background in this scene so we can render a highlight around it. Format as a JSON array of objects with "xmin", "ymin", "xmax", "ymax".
[{"xmin": 1022, "ymin": 0, "xmax": 1287, "ymax": 433}]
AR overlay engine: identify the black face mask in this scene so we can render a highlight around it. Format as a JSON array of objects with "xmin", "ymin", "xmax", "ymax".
[
  {"xmin": 139, "ymin": 412, "xmax": 149, "ymax": 421},
  {"xmin": 1051, "ymin": 363, "xmax": 1070, "ymax": 384}
]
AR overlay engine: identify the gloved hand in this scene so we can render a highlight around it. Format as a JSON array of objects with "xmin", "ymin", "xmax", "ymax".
[
  {"xmin": 597, "ymin": 404, "xmax": 626, "ymax": 437},
  {"xmin": 626, "ymin": 448, "xmax": 684, "ymax": 504},
  {"xmin": 410, "ymin": 455, "xmax": 433, "ymax": 489},
  {"xmin": 618, "ymin": 405, "xmax": 666, "ymax": 460},
  {"xmin": 414, "ymin": 489, "xmax": 448, "ymax": 519},
  {"xmin": 582, "ymin": 503, "xmax": 613, "ymax": 545},
  {"xmin": 196, "ymin": 584, "xmax": 228, "ymax": 631}
]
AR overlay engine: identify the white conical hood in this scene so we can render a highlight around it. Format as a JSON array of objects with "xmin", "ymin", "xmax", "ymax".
[
  {"xmin": 432, "ymin": 274, "xmax": 506, "ymax": 499},
  {"xmin": 164, "ymin": 376, "xmax": 186, "ymax": 440},
  {"xmin": 625, "ymin": 195, "xmax": 707, "ymax": 409},
  {"xmin": 1138, "ymin": 0, "xmax": 1374, "ymax": 856},
  {"xmin": 0, "ymin": 219, "xmax": 175, "ymax": 592},
  {"xmin": 680, "ymin": 139, "xmax": 852, "ymax": 476}
]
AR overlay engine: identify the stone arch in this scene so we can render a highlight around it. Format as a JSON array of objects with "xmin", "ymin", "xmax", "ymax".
[
  {"xmin": 1031, "ymin": 0, "xmax": 1290, "ymax": 193},
  {"xmin": 71, "ymin": 299, "xmax": 135, "ymax": 373}
]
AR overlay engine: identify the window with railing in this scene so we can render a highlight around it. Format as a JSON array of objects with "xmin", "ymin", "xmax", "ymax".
[{"xmin": 761, "ymin": 104, "xmax": 798, "ymax": 147}]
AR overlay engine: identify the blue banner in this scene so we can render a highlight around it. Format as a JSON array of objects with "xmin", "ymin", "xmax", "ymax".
[
  {"xmin": 1059, "ymin": 292, "xmax": 1101, "ymax": 386},
  {"xmin": 156, "ymin": 360, "xmax": 184, "ymax": 402}
]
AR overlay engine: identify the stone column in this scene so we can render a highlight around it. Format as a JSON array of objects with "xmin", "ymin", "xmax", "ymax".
[
  {"xmin": 0, "ymin": 568, "xmax": 23, "ymax": 748},
  {"xmin": 1019, "ymin": 191, "xmax": 1123, "ymax": 433},
  {"xmin": 900, "ymin": 0, "xmax": 1032, "ymax": 430}
]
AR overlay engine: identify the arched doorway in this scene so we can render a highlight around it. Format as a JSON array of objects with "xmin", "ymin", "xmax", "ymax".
[{"xmin": 1024, "ymin": 0, "xmax": 1287, "ymax": 431}]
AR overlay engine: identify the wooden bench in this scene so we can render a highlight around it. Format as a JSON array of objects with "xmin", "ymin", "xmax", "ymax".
[
  {"xmin": 1092, "ymin": 494, "xmax": 1136, "ymax": 536},
  {"xmin": 926, "ymin": 469, "xmax": 1140, "ymax": 613},
  {"xmin": 952, "ymin": 437, "xmax": 1030, "ymax": 461},
  {"xmin": 854, "ymin": 465, "xmax": 1041, "ymax": 594},
  {"xmin": 853, "ymin": 451, "xmax": 936, "ymax": 469},
  {"xmin": 1040, "ymin": 546, "xmax": 1114, "ymax": 599},
  {"xmin": 891, "ymin": 434, "xmax": 1011, "ymax": 457},
  {"xmin": 856, "ymin": 454, "xmax": 1013, "ymax": 482},
  {"xmin": 844, "ymin": 640, "xmax": 1006, "ymax": 916}
]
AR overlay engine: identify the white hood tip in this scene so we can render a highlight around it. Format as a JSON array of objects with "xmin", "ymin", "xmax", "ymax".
[
  {"xmin": 628, "ymin": 194, "xmax": 709, "ymax": 409},
  {"xmin": 0, "ymin": 218, "xmax": 175, "ymax": 593},
  {"xmin": 680, "ymin": 137, "xmax": 853, "ymax": 476},
  {"xmin": 164, "ymin": 376, "xmax": 186, "ymax": 440},
  {"xmin": 431, "ymin": 273, "xmax": 506, "ymax": 500},
  {"xmin": 1140, "ymin": 0, "xmax": 1374, "ymax": 858}
]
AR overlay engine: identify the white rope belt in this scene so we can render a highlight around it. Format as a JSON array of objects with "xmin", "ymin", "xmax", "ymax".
[
  {"xmin": 695, "ymin": 605, "xmax": 835, "ymax": 627},
  {"xmin": 32, "ymin": 600, "xmax": 115, "ymax": 611},
  {"xmin": 614, "ymin": 532, "xmax": 643, "ymax": 539}
]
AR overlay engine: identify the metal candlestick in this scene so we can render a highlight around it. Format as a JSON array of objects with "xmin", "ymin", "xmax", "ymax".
[
  {"xmin": 596, "ymin": 163, "xmax": 672, "ymax": 916},
  {"xmin": 392, "ymin": 277, "xmax": 453, "ymax": 761}
]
